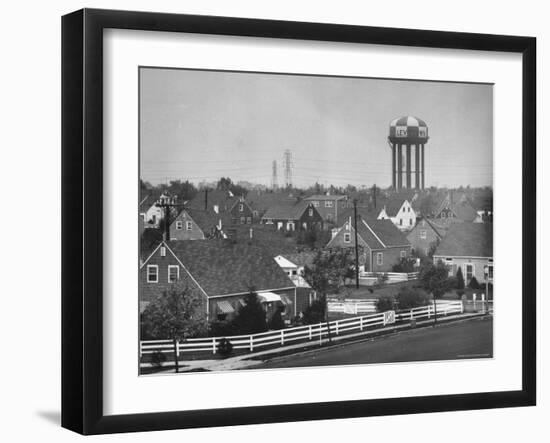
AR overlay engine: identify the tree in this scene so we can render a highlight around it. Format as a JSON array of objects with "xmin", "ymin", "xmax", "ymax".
[
  {"xmin": 469, "ymin": 276, "xmax": 481, "ymax": 290},
  {"xmin": 231, "ymin": 290, "xmax": 267, "ymax": 335},
  {"xmin": 141, "ymin": 284, "xmax": 207, "ymax": 372},
  {"xmin": 141, "ymin": 284, "xmax": 207, "ymax": 340},
  {"xmin": 418, "ymin": 260, "xmax": 457, "ymax": 325},
  {"xmin": 456, "ymin": 267, "xmax": 465, "ymax": 290},
  {"xmin": 302, "ymin": 249, "xmax": 355, "ymax": 342}
]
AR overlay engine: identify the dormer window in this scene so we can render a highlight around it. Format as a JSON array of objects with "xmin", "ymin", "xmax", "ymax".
[
  {"xmin": 344, "ymin": 233, "xmax": 351, "ymax": 243},
  {"xmin": 186, "ymin": 221, "xmax": 192, "ymax": 231},
  {"xmin": 175, "ymin": 221, "xmax": 183, "ymax": 230},
  {"xmin": 239, "ymin": 203, "xmax": 244, "ymax": 212}
]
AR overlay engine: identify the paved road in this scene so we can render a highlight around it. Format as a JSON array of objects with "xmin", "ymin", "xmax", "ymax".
[{"xmin": 254, "ymin": 316, "xmax": 493, "ymax": 369}]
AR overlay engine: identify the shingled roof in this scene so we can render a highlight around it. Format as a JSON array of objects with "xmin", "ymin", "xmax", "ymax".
[
  {"xmin": 382, "ymin": 198, "xmax": 408, "ymax": 217},
  {"xmin": 434, "ymin": 223, "xmax": 493, "ymax": 257},
  {"xmin": 186, "ymin": 190, "xmax": 238, "ymax": 212},
  {"xmin": 356, "ymin": 218, "xmax": 411, "ymax": 249},
  {"xmin": 166, "ymin": 240, "xmax": 294, "ymax": 296},
  {"xmin": 262, "ymin": 200, "xmax": 314, "ymax": 220}
]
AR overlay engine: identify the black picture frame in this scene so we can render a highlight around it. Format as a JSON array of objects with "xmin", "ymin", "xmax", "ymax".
[{"xmin": 61, "ymin": 8, "xmax": 536, "ymax": 435}]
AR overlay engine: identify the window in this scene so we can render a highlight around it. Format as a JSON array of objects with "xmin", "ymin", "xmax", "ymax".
[
  {"xmin": 488, "ymin": 265, "xmax": 494, "ymax": 279},
  {"xmin": 409, "ymin": 219, "xmax": 413, "ymax": 225},
  {"xmin": 376, "ymin": 253, "xmax": 383, "ymax": 266},
  {"xmin": 175, "ymin": 221, "xmax": 183, "ymax": 230},
  {"xmin": 240, "ymin": 216, "xmax": 246, "ymax": 224},
  {"xmin": 168, "ymin": 265, "xmax": 179, "ymax": 283},
  {"xmin": 147, "ymin": 265, "xmax": 158, "ymax": 283},
  {"xmin": 325, "ymin": 201, "xmax": 333, "ymax": 208},
  {"xmin": 246, "ymin": 217, "xmax": 252, "ymax": 224},
  {"xmin": 239, "ymin": 203, "xmax": 244, "ymax": 212},
  {"xmin": 399, "ymin": 219, "xmax": 403, "ymax": 226},
  {"xmin": 160, "ymin": 246, "xmax": 166, "ymax": 257},
  {"xmin": 287, "ymin": 222, "xmax": 295, "ymax": 231},
  {"xmin": 292, "ymin": 270, "xmax": 297, "ymax": 276},
  {"xmin": 312, "ymin": 201, "xmax": 319, "ymax": 207},
  {"xmin": 400, "ymin": 250, "xmax": 406, "ymax": 258},
  {"xmin": 344, "ymin": 233, "xmax": 351, "ymax": 243},
  {"xmin": 441, "ymin": 212, "xmax": 446, "ymax": 218},
  {"xmin": 308, "ymin": 209, "xmax": 313, "ymax": 217},
  {"xmin": 420, "ymin": 229, "xmax": 427, "ymax": 239},
  {"xmin": 265, "ymin": 218, "xmax": 273, "ymax": 224},
  {"xmin": 185, "ymin": 221, "xmax": 192, "ymax": 231}
]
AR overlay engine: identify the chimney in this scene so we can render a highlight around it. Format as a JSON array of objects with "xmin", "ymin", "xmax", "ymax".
[
  {"xmin": 249, "ymin": 228, "xmax": 253, "ymax": 239},
  {"xmin": 204, "ymin": 189, "xmax": 208, "ymax": 211}
]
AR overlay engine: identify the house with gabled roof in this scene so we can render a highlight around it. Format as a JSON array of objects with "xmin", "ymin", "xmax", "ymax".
[
  {"xmin": 139, "ymin": 193, "xmax": 167, "ymax": 228},
  {"xmin": 246, "ymin": 190, "xmax": 298, "ymax": 219},
  {"xmin": 261, "ymin": 200, "xmax": 323, "ymax": 231},
  {"xmin": 433, "ymin": 192, "xmax": 478, "ymax": 225},
  {"xmin": 169, "ymin": 208, "xmax": 227, "ymax": 241},
  {"xmin": 304, "ymin": 194, "xmax": 348, "ymax": 225},
  {"xmin": 274, "ymin": 251, "xmax": 316, "ymax": 288},
  {"xmin": 139, "ymin": 240, "xmax": 311, "ymax": 325},
  {"xmin": 407, "ymin": 216, "xmax": 447, "ymax": 257},
  {"xmin": 377, "ymin": 198, "xmax": 416, "ymax": 231},
  {"xmin": 327, "ymin": 217, "xmax": 412, "ymax": 272},
  {"xmin": 228, "ymin": 196, "xmax": 255, "ymax": 225},
  {"xmin": 433, "ymin": 223, "xmax": 493, "ymax": 285}
]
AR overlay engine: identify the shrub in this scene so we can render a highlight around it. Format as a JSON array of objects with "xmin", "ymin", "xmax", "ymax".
[
  {"xmin": 302, "ymin": 296, "xmax": 326, "ymax": 325},
  {"xmin": 375, "ymin": 295, "xmax": 395, "ymax": 312},
  {"xmin": 456, "ymin": 289, "xmax": 465, "ymax": 299},
  {"xmin": 268, "ymin": 307, "xmax": 286, "ymax": 330},
  {"xmin": 231, "ymin": 291, "xmax": 268, "ymax": 335},
  {"xmin": 469, "ymin": 276, "xmax": 481, "ymax": 289},
  {"xmin": 392, "ymin": 257, "xmax": 416, "ymax": 273},
  {"xmin": 396, "ymin": 287, "xmax": 430, "ymax": 310},
  {"xmin": 217, "ymin": 338, "xmax": 233, "ymax": 357},
  {"xmin": 150, "ymin": 350, "xmax": 166, "ymax": 369}
]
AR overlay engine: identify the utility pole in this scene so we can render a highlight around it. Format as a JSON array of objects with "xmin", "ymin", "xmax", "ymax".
[
  {"xmin": 155, "ymin": 194, "xmax": 185, "ymax": 241},
  {"xmin": 353, "ymin": 199, "xmax": 360, "ymax": 289},
  {"xmin": 372, "ymin": 184, "xmax": 377, "ymax": 209}
]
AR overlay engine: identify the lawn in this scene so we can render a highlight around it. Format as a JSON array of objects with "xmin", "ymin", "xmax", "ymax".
[{"xmin": 328, "ymin": 280, "xmax": 420, "ymax": 300}]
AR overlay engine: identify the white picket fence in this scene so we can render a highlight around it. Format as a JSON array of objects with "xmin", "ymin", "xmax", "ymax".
[
  {"xmin": 359, "ymin": 271, "xmax": 419, "ymax": 286},
  {"xmin": 327, "ymin": 299, "xmax": 377, "ymax": 314},
  {"xmin": 140, "ymin": 300, "xmax": 463, "ymax": 357}
]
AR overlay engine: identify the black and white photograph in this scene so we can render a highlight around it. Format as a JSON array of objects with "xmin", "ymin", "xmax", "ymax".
[{"xmin": 138, "ymin": 67, "xmax": 494, "ymax": 375}]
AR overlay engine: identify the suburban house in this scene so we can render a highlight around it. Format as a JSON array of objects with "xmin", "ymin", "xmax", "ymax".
[
  {"xmin": 326, "ymin": 217, "xmax": 412, "ymax": 272},
  {"xmin": 261, "ymin": 200, "xmax": 323, "ymax": 231},
  {"xmin": 433, "ymin": 192, "xmax": 478, "ymax": 225},
  {"xmin": 274, "ymin": 251, "xmax": 315, "ymax": 288},
  {"xmin": 433, "ymin": 223, "xmax": 493, "ymax": 285},
  {"xmin": 139, "ymin": 193, "xmax": 166, "ymax": 228},
  {"xmin": 228, "ymin": 196, "xmax": 256, "ymax": 225},
  {"xmin": 169, "ymin": 208, "xmax": 227, "ymax": 241},
  {"xmin": 246, "ymin": 190, "xmax": 298, "ymax": 219},
  {"xmin": 304, "ymin": 194, "xmax": 348, "ymax": 225},
  {"xmin": 407, "ymin": 216, "xmax": 446, "ymax": 256},
  {"xmin": 377, "ymin": 198, "xmax": 417, "ymax": 231},
  {"xmin": 139, "ymin": 240, "xmax": 314, "ymax": 325},
  {"xmin": 186, "ymin": 189, "xmax": 237, "ymax": 214}
]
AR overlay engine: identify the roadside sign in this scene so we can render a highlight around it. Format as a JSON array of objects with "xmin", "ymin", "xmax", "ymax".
[{"xmin": 384, "ymin": 310, "xmax": 396, "ymax": 325}]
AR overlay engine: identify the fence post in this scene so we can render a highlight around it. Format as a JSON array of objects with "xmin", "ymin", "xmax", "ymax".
[
  {"xmin": 335, "ymin": 321, "xmax": 339, "ymax": 335},
  {"xmin": 383, "ymin": 313, "xmax": 386, "ymax": 326},
  {"xmin": 410, "ymin": 309, "xmax": 413, "ymax": 321},
  {"xmin": 360, "ymin": 317, "xmax": 363, "ymax": 331},
  {"xmin": 281, "ymin": 330, "xmax": 284, "ymax": 346},
  {"xmin": 309, "ymin": 325, "xmax": 312, "ymax": 340},
  {"xmin": 176, "ymin": 340, "xmax": 180, "ymax": 357},
  {"xmin": 250, "ymin": 335, "xmax": 254, "ymax": 352},
  {"xmin": 428, "ymin": 305, "xmax": 431, "ymax": 319},
  {"xmin": 139, "ymin": 341, "xmax": 142, "ymax": 358},
  {"xmin": 460, "ymin": 301, "xmax": 464, "ymax": 314},
  {"xmin": 212, "ymin": 338, "xmax": 216, "ymax": 354}
]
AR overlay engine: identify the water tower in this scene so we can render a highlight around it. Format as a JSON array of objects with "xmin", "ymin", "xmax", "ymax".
[{"xmin": 388, "ymin": 116, "xmax": 429, "ymax": 190}]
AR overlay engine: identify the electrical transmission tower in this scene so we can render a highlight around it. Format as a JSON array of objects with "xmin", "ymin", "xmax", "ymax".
[
  {"xmin": 271, "ymin": 160, "xmax": 278, "ymax": 190},
  {"xmin": 283, "ymin": 149, "xmax": 293, "ymax": 188}
]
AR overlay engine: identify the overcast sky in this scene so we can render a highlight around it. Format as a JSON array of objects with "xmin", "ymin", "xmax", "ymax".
[{"xmin": 140, "ymin": 67, "xmax": 493, "ymax": 188}]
